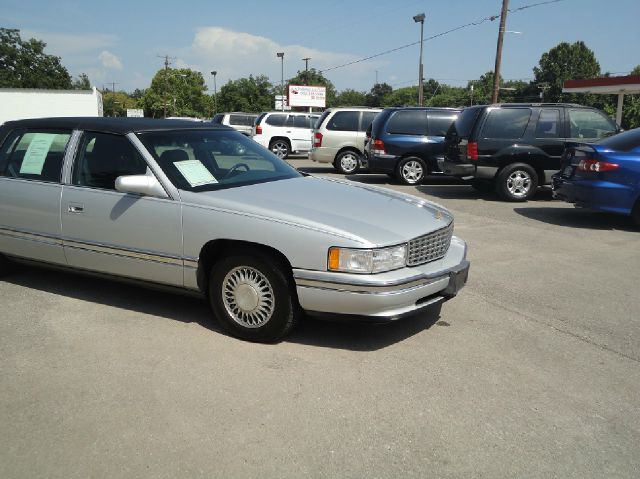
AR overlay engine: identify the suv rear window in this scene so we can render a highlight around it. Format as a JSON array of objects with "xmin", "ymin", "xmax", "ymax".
[
  {"xmin": 427, "ymin": 111, "xmax": 458, "ymax": 137},
  {"xmin": 387, "ymin": 110, "xmax": 428, "ymax": 135},
  {"xmin": 327, "ymin": 111, "xmax": 359, "ymax": 132},
  {"xmin": 212, "ymin": 114, "xmax": 224, "ymax": 124},
  {"xmin": 229, "ymin": 114, "xmax": 254, "ymax": 126},
  {"xmin": 449, "ymin": 106, "xmax": 483, "ymax": 138},
  {"xmin": 314, "ymin": 110, "xmax": 331, "ymax": 129},
  {"xmin": 481, "ymin": 108, "xmax": 532, "ymax": 139},
  {"xmin": 360, "ymin": 111, "xmax": 378, "ymax": 132},
  {"xmin": 266, "ymin": 114, "xmax": 287, "ymax": 127},
  {"xmin": 596, "ymin": 128, "xmax": 640, "ymax": 152}
]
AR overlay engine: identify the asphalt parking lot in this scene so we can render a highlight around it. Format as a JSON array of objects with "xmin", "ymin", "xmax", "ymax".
[{"xmin": 1, "ymin": 157, "xmax": 639, "ymax": 478}]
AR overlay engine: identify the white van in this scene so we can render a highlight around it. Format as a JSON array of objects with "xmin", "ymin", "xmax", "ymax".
[{"xmin": 212, "ymin": 112, "xmax": 258, "ymax": 136}]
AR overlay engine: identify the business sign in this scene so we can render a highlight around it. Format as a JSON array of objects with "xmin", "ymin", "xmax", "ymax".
[
  {"xmin": 288, "ymin": 85, "xmax": 326, "ymax": 108},
  {"xmin": 274, "ymin": 95, "xmax": 291, "ymax": 111},
  {"xmin": 127, "ymin": 109, "xmax": 144, "ymax": 117}
]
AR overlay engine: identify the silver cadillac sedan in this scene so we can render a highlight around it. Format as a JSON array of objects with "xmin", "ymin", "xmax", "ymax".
[{"xmin": 0, "ymin": 118, "xmax": 469, "ymax": 342}]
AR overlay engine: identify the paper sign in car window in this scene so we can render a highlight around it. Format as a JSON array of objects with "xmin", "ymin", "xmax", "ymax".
[
  {"xmin": 174, "ymin": 160, "xmax": 218, "ymax": 187},
  {"xmin": 19, "ymin": 133, "xmax": 57, "ymax": 175}
]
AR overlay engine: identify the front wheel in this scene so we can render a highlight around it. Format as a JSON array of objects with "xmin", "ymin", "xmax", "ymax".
[
  {"xmin": 496, "ymin": 163, "xmax": 538, "ymax": 202},
  {"xmin": 631, "ymin": 200, "xmax": 640, "ymax": 229},
  {"xmin": 396, "ymin": 157, "xmax": 427, "ymax": 185},
  {"xmin": 0, "ymin": 254, "xmax": 12, "ymax": 277},
  {"xmin": 334, "ymin": 150, "xmax": 360, "ymax": 174},
  {"xmin": 208, "ymin": 252, "xmax": 300, "ymax": 342},
  {"xmin": 269, "ymin": 139, "xmax": 290, "ymax": 159}
]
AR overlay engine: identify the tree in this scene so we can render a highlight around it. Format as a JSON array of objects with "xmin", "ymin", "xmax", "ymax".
[
  {"xmin": 365, "ymin": 83, "xmax": 392, "ymax": 107},
  {"xmin": 383, "ymin": 86, "xmax": 417, "ymax": 107},
  {"xmin": 287, "ymin": 68, "xmax": 337, "ymax": 108},
  {"xmin": 334, "ymin": 89, "xmax": 366, "ymax": 107},
  {"xmin": 103, "ymin": 91, "xmax": 139, "ymax": 117},
  {"xmin": 216, "ymin": 75, "xmax": 273, "ymax": 113},
  {"xmin": 142, "ymin": 68, "xmax": 211, "ymax": 118},
  {"xmin": 72, "ymin": 73, "xmax": 91, "ymax": 90},
  {"xmin": 533, "ymin": 41, "xmax": 601, "ymax": 102},
  {"xmin": 0, "ymin": 28, "xmax": 71, "ymax": 89}
]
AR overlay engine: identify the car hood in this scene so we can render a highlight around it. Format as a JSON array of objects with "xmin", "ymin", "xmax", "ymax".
[{"xmin": 179, "ymin": 176, "xmax": 453, "ymax": 247}]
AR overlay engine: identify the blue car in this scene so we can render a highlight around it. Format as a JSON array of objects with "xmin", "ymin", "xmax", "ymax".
[{"xmin": 552, "ymin": 127, "xmax": 640, "ymax": 227}]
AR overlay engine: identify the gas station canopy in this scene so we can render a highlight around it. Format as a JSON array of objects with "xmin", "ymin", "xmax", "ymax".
[{"xmin": 563, "ymin": 75, "xmax": 640, "ymax": 126}]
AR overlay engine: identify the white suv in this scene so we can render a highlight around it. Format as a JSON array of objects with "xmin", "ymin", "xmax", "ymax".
[
  {"xmin": 309, "ymin": 107, "xmax": 381, "ymax": 174},
  {"xmin": 252, "ymin": 111, "xmax": 319, "ymax": 159}
]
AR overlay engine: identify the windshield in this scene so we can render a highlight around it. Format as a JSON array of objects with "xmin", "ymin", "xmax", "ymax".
[{"xmin": 138, "ymin": 129, "xmax": 301, "ymax": 192}]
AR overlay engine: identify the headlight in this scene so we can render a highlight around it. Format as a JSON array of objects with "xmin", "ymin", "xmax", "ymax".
[{"xmin": 328, "ymin": 244, "xmax": 407, "ymax": 274}]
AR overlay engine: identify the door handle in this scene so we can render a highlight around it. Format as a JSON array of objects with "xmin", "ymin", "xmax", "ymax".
[{"xmin": 68, "ymin": 203, "xmax": 84, "ymax": 214}]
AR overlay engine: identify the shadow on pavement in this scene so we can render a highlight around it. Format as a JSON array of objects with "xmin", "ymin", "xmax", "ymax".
[
  {"xmin": 514, "ymin": 207, "xmax": 638, "ymax": 231},
  {"xmin": 5, "ymin": 264, "xmax": 440, "ymax": 351}
]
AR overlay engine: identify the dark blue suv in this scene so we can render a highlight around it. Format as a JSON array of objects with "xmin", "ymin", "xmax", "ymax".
[{"xmin": 365, "ymin": 107, "xmax": 460, "ymax": 185}]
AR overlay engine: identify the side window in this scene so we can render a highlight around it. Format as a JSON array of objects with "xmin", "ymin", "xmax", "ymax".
[
  {"xmin": 427, "ymin": 112, "xmax": 458, "ymax": 137},
  {"xmin": 481, "ymin": 108, "xmax": 531, "ymax": 139},
  {"xmin": 535, "ymin": 109, "xmax": 561, "ymax": 138},
  {"xmin": 568, "ymin": 109, "xmax": 616, "ymax": 139},
  {"xmin": 293, "ymin": 115, "xmax": 311, "ymax": 129},
  {"xmin": 265, "ymin": 114, "xmax": 287, "ymax": 127},
  {"xmin": 72, "ymin": 132, "xmax": 148, "ymax": 190},
  {"xmin": 0, "ymin": 129, "xmax": 71, "ymax": 183},
  {"xmin": 359, "ymin": 112, "xmax": 378, "ymax": 132},
  {"xmin": 386, "ymin": 110, "xmax": 428, "ymax": 135},
  {"xmin": 326, "ymin": 111, "xmax": 360, "ymax": 132}
]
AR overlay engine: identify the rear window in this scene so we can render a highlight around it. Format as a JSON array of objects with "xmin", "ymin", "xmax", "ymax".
[
  {"xmin": 360, "ymin": 111, "xmax": 378, "ymax": 132},
  {"xmin": 212, "ymin": 114, "xmax": 224, "ymax": 124},
  {"xmin": 326, "ymin": 111, "xmax": 360, "ymax": 132},
  {"xmin": 266, "ymin": 114, "xmax": 287, "ymax": 127},
  {"xmin": 0, "ymin": 129, "xmax": 71, "ymax": 183},
  {"xmin": 255, "ymin": 112, "xmax": 268, "ymax": 126},
  {"xmin": 229, "ymin": 114, "xmax": 254, "ymax": 126},
  {"xmin": 427, "ymin": 111, "xmax": 458, "ymax": 137},
  {"xmin": 386, "ymin": 110, "xmax": 428, "ymax": 136},
  {"xmin": 314, "ymin": 110, "xmax": 331, "ymax": 129},
  {"xmin": 481, "ymin": 108, "xmax": 532, "ymax": 139},
  {"xmin": 449, "ymin": 106, "xmax": 483, "ymax": 138},
  {"xmin": 596, "ymin": 128, "xmax": 640, "ymax": 152}
]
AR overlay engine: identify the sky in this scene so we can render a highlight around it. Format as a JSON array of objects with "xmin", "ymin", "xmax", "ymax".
[{"xmin": 1, "ymin": 0, "xmax": 638, "ymax": 94}]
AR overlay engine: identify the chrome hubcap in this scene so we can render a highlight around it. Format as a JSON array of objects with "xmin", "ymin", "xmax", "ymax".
[
  {"xmin": 222, "ymin": 266, "xmax": 275, "ymax": 328},
  {"xmin": 271, "ymin": 142, "xmax": 288, "ymax": 158},
  {"xmin": 340, "ymin": 153, "xmax": 358, "ymax": 173},
  {"xmin": 506, "ymin": 170, "xmax": 532, "ymax": 198},
  {"xmin": 401, "ymin": 160, "xmax": 424, "ymax": 183}
]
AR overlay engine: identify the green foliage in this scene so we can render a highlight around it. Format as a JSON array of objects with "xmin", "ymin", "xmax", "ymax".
[
  {"xmin": 365, "ymin": 83, "xmax": 393, "ymax": 107},
  {"xmin": 0, "ymin": 28, "xmax": 71, "ymax": 88},
  {"xmin": 383, "ymin": 86, "xmax": 417, "ymax": 107},
  {"xmin": 334, "ymin": 89, "xmax": 367, "ymax": 107},
  {"xmin": 142, "ymin": 68, "xmax": 211, "ymax": 118},
  {"xmin": 533, "ymin": 41, "xmax": 601, "ymax": 102},
  {"xmin": 216, "ymin": 74, "xmax": 273, "ymax": 113},
  {"xmin": 72, "ymin": 73, "xmax": 91, "ymax": 90},
  {"xmin": 103, "ymin": 91, "xmax": 139, "ymax": 117}
]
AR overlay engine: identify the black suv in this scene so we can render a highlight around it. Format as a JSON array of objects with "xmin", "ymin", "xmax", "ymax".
[
  {"xmin": 365, "ymin": 107, "xmax": 460, "ymax": 185},
  {"xmin": 442, "ymin": 103, "xmax": 619, "ymax": 201}
]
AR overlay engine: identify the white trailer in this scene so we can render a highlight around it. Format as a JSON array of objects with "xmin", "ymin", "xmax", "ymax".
[{"xmin": 0, "ymin": 87, "xmax": 103, "ymax": 125}]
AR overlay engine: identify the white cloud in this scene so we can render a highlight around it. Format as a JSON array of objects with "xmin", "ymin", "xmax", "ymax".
[
  {"xmin": 185, "ymin": 27, "xmax": 385, "ymax": 91},
  {"xmin": 21, "ymin": 30, "xmax": 118, "ymax": 55},
  {"xmin": 99, "ymin": 50, "xmax": 123, "ymax": 70}
]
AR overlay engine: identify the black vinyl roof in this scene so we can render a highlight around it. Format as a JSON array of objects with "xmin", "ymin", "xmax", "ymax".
[{"xmin": 1, "ymin": 117, "xmax": 232, "ymax": 134}]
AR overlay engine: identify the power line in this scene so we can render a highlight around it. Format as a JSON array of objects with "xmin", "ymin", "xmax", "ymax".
[{"xmin": 318, "ymin": 0, "xmax": 565, "ymax": 75}]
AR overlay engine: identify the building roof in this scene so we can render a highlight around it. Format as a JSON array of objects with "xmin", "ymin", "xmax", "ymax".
[
  {"xmin": 2, "ymin": 117, "xmax": 229, "ymax": 134},
  {"xmin": 563, "ymin": 75, "xmax": 640, "ymax": 94}
]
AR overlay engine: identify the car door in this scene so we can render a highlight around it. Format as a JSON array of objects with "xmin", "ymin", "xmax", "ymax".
[
  {"xmin": 533, "ymin": 108, "xmax": 566, "ymax": 174},
  {"xmin": 0, "ymin": 127, "xmax": 73, "ymax": 265},
  {"xmin": 61, "ymin": 131, "xmax": 183, "ymax": 286}
]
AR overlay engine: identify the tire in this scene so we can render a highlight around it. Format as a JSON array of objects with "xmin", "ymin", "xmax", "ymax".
[
  {"xmin": 396, "ymin": 157, "xmax": 427, "ymax": 185},
  {"xmin": 334, "ymin": 150, "xmax": 360, "ymax": 174},
  {"xmin": 269, "ymin": 139, "xmax": 290, "ymax": 159},
  {"xmin": 208, "ymin": 252, "xmax": 300, "ymax": 342},
  {"xmin": 496, "ymin": 163, "xmax": 538, "ymax": 202},
  {"xmin": 0, "ymin": 254, "xmax": 12, "ymax": 277},
  {"xmin": 631, "ymin": 200, "xmax": 640, "ymax": 229}
]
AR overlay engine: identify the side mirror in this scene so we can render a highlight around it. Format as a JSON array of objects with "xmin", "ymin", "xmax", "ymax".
[{"xmin": 115, "ymin": 174, "xmax": 168, "ymax": 198}]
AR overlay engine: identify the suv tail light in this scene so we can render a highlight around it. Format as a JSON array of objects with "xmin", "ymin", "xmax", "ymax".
[
  {"xmin": 314, "ymin": 132, "xmax": 323, "ymax": 147},
  {"xmin": 255, "ymin": 124, "xmax": 262, "ymax": 135},
  {"xmin": 577, "ymin": 159, "xmax": 619, "ymax": 172},
  {"xmin": 467, "ymin": 142, "xmax": 478, "ymax": 161},
  {"xmin": 373, "ymin": 139, "xmax": 386, "ymax": 155}
]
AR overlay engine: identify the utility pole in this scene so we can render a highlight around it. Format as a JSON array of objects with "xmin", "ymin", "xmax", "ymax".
[
  {"xmin": 158, "ymin": 54, "xmax": 173, "ymax": 118},
  {"xmin": 491, "ymin": 0, "xmax": 510, "ymax": 104},
  {"xmin": 302, "ymin": 57, "xmax": 311, "ymax": 85},
  {"xmin": 375, "ymin": 70, "xmax": 378, "ymax": 85},
  {"xmin": 108, "ymin": 82, "xmax": 118, "ymax": 93},
  {"xmin": 276, "ymin": 52, "xmax": 285, "ymax": 111},
  {"xmin": 211, "ymin": 71, "xmax": 218, "ymax": 114},
  {"xmin": 413, "ymin": 13, "xmax": 426, "ymax": 106}
]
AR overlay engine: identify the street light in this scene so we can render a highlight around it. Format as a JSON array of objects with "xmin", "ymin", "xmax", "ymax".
[
  {"xmin": 276, "ymin": 52, "xmax": 284, "ymax": 111},
  {"xmin": 210, "ymin": 70, "xmax": 218, "ymax": 114},
  {"xmin": 413, "ymin": 13, "xmax": 425, "ymax": 106}
]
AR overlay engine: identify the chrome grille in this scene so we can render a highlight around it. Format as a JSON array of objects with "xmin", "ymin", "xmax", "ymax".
[{"xmin": 407, "ymin": 222, "xmax": 454, "ymax": 266}]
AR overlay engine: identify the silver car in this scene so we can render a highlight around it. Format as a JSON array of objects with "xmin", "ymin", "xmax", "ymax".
[{"xmin": 0, "ymin": 118, "xmax": 469, "ymax": 342}]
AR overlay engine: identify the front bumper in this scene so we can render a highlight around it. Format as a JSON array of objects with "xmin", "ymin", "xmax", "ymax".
[{"xmin": 293, "ymin": 237, "xmax": 469, "ymax": 321}]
